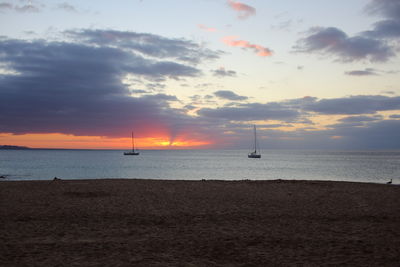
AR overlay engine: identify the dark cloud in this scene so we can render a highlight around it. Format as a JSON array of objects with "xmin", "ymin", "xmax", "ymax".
[
  {"xmin": 0, "ymin": 32, "xmax": 220, "ymax": 138},
  {"xmin": 57, "ymin": 2, "xmax": 78, "ymax": 12},
  {"xmin": 232, "ymin": 118, "xmax": 400, "ymax": 150},
  {"xmin": 338, "ymin": 115, "xmax": 383, "ymax": 123},
  {"xmin": 130, "ymin": 89, "xmax": 148, "ymax": 94},
  {"xmin": 197, "ymin": 95, "xmax": 400, "ymax": 123},
  {"xmin": 0, "ymin": 3, "xmax": 12, "ymax": 10},
  {"xmin": 186, "ymin": 94, "xmax": 217, "ymax": 107},
  {"xmin": 364, "ymin": 20, "xmax": 400, "ymax": 39},
  {"xmin": 146, "ymin": 83, "xmax": 166, "ymax": 91},
  {"xmin": 0, "ymin": 1, "xmax": 42, "ymax": 12},
  {"xmin": 220, "ymin": 122, "xmax": 294, "ymax": 132},
  {"xmin": 214, "ymin": 90, "xmax": 248, "ymax": 101},
  {"xmin": 195, "ymin": 83, "xmax": 213, "ymax": 88},
  {"xmin": 345, "ymin": 68, "xmax": 379, "ymax": 76},
  {"xmin": 233, "ymin": 123, "xmax": 293, "ymax": 129},
  {"xmin": 367, "ymin": 0, "xmax": 400, "ymax": 19},
  {"xmin": 64, "ymin": 29, "xmax": 221, "ymax": 64},
  {"xmin": 327, "ymin": 115, "xmax": 383, "ymax": 129},
  {"xmin": 199, "ymin": 95, "xmax": 396, "ymax": 125},
  {"xmin": 189, "ymin": 98, "xmax": 400, "ymax": 149},
  {"xmin": 327, "ymin": 119, "xmax": 400, "ymax": 149},
  {"xmin": 328, "ymin": 122, "xmax": 366, "ymax": 129},
  {"xmin": 389, "ymin": 114, "xmax": 400, "ymax": 119},
  {"xmin": 198, "ymin": 102, "xmax": 300, "ymax": 121},
  {"xmin": 299, "ymin": 120, "xmax": 400, "ymax": 149},
  {"xmin": 294, "ymin": 27, "xmax": 394, "ymax": 62},
  {"xmin": 211, "ymin": 67, "xmax": 237, "ymax": 77},
  {"xmin": 0, "ymin": 37, "xmax": 200, "ymax": 81},
  {"xmin": 363, "ymin": 0, "xmax": 400, "ymax": 39},
  {"xmin": 0, "ymin": 1, "xmax": 81, "ymax": 13},
  {"xmin": 280, "ymin": 96, "xmax": 318, "ymax": 109},
  {"xmin": 184, "ymin": 104, "xmax": 197, "ymax": 110},
  {"xmin": 364, "ymin": 0, "xmax": 400, "ymax": 39},
  {"xmin": 294, "ymin": 0, "xmax": 400, "ymax": 63},
  {"xmin": 126, "ymin": 60, "xmax": 199, "ymax": 79},
  {"xmin": 303, "ymin": 95, "xmax": 400, "ymax": 115}
]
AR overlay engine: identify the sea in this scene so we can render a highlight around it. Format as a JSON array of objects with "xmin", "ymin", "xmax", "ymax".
[{"xmin": 1, "ymin": 149, "xmax": 399, "ymax": 184}]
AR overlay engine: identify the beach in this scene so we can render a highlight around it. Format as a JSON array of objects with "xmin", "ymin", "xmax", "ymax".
[{"xmin": 1, "ymin": 179, "xmax": 399, "ymax": 266}]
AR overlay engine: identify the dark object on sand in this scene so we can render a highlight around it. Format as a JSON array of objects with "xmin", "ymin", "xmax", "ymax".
[
  {"xmin": 386, "ymin": 179, "xmax": 392, "ymax": 184},
  {"xmin": 53, "ymin": 177, "xmax": 61, "ymax": 181}
]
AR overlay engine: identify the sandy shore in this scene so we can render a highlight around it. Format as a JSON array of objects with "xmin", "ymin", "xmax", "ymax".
[{"xmin": 1, "ymin": 179, "xmax": 399, "ymax": 266}]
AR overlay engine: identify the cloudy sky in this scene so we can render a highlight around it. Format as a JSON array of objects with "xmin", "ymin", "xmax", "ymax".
[{"xmin": 1, "ymin": 0, "xmax": 400, "ymax": 149}]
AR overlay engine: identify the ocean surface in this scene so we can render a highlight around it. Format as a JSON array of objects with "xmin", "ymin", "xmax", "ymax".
[{"xmin": 1, "ymin": 149, "xmax": 399, "ymax": 183}]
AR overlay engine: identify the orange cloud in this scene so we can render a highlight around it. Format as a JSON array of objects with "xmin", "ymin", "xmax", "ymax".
[
  {"xmin": 198, "ymin": 24, "xmax": 217, "ymax": 32},
  {"xmin": 227, "ymin": 0, "xmax": 256, "ymax": 19},
  {"xmin": 222, "ymin": 36, "xmax": 273, "ymax": 57}
]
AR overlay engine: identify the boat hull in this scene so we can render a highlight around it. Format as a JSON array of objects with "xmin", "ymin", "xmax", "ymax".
[
  {"xmin": 248, "ymin": 154, "xmax": 261, "ymax": 158},
  {"xmin": 124, "ymin": 152, "xmax": 140, "ymax": 155}
]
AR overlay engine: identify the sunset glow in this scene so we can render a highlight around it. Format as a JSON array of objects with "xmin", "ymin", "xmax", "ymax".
[{"xmin": 0, "ymin": 133, "xmax": 212, "ymax": 149}]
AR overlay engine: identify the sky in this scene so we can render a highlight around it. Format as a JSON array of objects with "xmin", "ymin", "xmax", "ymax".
[{"xmin": 0, "ymin": 0, "xmax": 400, "ymax": 149}]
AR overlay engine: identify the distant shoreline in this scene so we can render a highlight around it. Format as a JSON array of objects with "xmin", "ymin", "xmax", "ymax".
[{"xmin": 0, "ymin": 145, "xmax": 31, "ymax": 150}]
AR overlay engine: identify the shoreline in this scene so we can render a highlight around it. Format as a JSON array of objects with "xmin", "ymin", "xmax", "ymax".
[
  {"xmin": 1, "ymin": 177, "xmax": 397, "ymax": 185},
  {"xmin": 1, "ymin": 179, "xmax": 399, "ymax": 266}
]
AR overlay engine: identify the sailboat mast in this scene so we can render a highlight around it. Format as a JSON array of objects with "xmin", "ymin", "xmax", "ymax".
[
  {"xmin": 254, "ymin": 125, "xmax": 257, "ymax": 153},
  {"xmin": 132, "ymin": 132, "xmax": 135, "ymax": 152}
]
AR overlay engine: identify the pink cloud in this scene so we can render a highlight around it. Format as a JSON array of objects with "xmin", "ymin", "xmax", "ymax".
[
  {"xmin": 198, "ymin": 24, "xmax": 217, "ymax": 32},
  {"xmin": 222, "ymin": 36, "xmax": 273, "ymax": 57},
  {"xmin": 227, "ymin": 0, "xmax": 256, "ymax": 19}
]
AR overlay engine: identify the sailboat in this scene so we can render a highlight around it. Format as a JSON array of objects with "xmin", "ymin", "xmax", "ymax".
[
  {"xmin": 248, "ymin": 125, "xmax": 261, "ymax": 158},
  {"xmin": 124, "ymin": 132, "xmax": 140, "ymax": 155}
]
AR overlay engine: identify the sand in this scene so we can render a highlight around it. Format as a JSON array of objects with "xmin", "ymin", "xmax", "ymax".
[{"xmin": 1, "ymin": 179, "xmax": 399, "ymax": 266}]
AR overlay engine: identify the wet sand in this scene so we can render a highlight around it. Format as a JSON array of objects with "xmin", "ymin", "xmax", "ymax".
[{"xmin": 1, "ymin": 179, "xmax": 399, "ymax": 266}]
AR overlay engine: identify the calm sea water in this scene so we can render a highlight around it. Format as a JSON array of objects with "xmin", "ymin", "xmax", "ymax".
[{"xmin": 1, "ymin": 149, "xmax": 399, "ymax": 183}]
